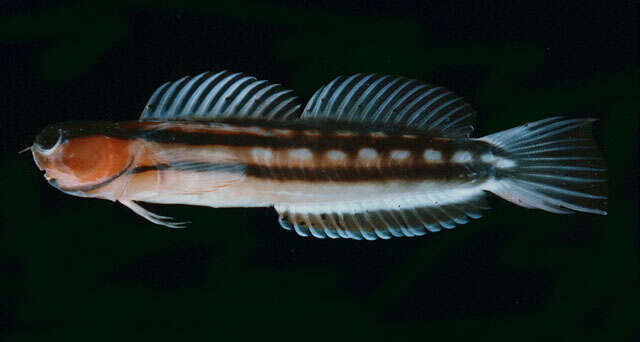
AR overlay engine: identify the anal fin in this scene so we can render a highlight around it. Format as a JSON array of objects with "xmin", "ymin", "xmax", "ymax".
[{"xmin": 274, "ymin": 194, "xmax": 489, "ymax": 240}]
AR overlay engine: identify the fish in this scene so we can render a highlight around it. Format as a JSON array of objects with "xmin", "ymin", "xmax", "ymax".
[{"xmin": 28, "ymin": 71, "xmax": 608, "ymax": 239}]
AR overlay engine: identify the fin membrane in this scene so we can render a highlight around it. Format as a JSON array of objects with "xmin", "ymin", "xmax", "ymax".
[
  {"xmin": 275, "ymin": 196, "xmax": 489, "ymax": 240},
  {"xmin": 140, "ymin": 71, "xmax": 302, "ymax": 122},
  {"xmin": 481, "ymin": 117, "xmax": 608, "ymax": 215},
  {"xmin": 302, "ymin": 73, "xmax": 476, "ymax": 138},
  {"xmin": 138, "ymin": 145, "xmax": 247, "ymax": 194}
]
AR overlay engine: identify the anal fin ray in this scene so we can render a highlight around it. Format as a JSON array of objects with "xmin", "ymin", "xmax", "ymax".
[{"xmin": 274, "ymin": 192, "xmax": 489, "ymax": 240}]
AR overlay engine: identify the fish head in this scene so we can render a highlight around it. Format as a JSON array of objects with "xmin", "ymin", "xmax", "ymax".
[{"xmin": 31, "ymin": 122, "xmax": 132, "ymax": 198}]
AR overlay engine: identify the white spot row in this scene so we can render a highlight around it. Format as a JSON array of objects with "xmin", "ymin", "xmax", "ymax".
[{"xmin": 251, "ymin": 147, "xmax": 516, "ymax": 167}]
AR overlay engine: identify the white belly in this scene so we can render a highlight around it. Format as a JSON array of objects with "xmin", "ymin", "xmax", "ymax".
[{"xmin": 128, "ymin": 173, "xmax": 489, "ymax": 210}]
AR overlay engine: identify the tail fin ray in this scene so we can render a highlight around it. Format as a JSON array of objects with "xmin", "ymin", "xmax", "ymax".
[{"xmin": 481, "ymin": 117, "xmax": 608, "ymax": 215}]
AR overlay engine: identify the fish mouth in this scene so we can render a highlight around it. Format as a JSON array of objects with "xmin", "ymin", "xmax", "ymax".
[
  {"xmin": 47, "ymin": 178, "xmax": 60, "ymax": 189},
  {"xmin": 47, "ymin": 178, "xmax": 88, "ymax": 197}
]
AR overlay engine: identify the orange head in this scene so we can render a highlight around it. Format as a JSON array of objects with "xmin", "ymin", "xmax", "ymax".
[{"xmin": 31, "ymin": 122, "xmax": 133, "ymax": 198}]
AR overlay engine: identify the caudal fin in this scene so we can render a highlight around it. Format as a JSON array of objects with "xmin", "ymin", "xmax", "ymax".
[{"xmin": 481, "ymin": 117, "xmax": 608, "ymax": 215}]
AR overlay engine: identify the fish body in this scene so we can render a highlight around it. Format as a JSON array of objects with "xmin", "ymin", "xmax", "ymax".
[{"xmin": 30, "ymin": 71, "xmax": 607, "ymax": 239}]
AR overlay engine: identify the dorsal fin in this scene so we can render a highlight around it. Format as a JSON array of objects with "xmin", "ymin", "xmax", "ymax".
[
  {"xmin": 140, "ymin": 71, "xmax": 302, "ymax": 122},
  {"xmin": 301, "ymin": 74, "xmax": 475, "ymax": 138}
]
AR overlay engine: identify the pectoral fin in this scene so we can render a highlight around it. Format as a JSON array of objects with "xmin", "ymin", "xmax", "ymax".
[{"xmin": 135, "ymin": 143, "xmax": 247, "ymax": 195}]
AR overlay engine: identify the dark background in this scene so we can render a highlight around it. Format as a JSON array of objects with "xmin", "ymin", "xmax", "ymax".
[{"xmin": 1, "ymin": 1, "xmax": 638, "ymax": 340}]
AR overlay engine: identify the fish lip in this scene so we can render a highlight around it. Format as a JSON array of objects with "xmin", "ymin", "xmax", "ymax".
[
  {"xmin": 47, "ymin": 178, "xmax": 58, "ymax": 187},
  {"xmin": 47, "ymin": 178, "xmax": 86, "ymax": 197}
]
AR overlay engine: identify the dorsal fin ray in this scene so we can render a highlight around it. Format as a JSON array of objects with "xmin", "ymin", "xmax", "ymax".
[
  {"xmin": 140, "ymin": 71, "xmax": 303, "ymax": 122},
  {"xmin": 302, "ymin": 74, "xmax": 476, "ymax": 138}
]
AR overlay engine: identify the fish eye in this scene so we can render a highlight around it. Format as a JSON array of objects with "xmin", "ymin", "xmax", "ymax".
[{"xmin": 35, "ymin": 126, "xmax": 64, "ymax": 150}]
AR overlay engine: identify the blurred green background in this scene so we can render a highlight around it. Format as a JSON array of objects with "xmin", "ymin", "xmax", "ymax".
[{"xmin": 1, "ymin": 1, "xmax": 638, "ymax": 340}]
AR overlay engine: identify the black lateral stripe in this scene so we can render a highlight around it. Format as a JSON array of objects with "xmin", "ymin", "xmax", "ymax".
[
  {"xmin": 54, "ymin": 121, "xmax": 496, "ymax": 159},
  {"xmin": 245, "ymin": 164, "xmax": 491, "ymax": 181},
  {"xmin": 138, "ymin": 129, "xmax": 490, "ymax": 157},
  {"xmin": 123, "ymin": 120, "xmax": 496, "ymax": 156},
  {"xmin": 131, "ymin": 161, "xmax": 491, "ymax": 182}
]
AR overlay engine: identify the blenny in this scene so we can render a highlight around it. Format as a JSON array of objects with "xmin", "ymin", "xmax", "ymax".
[{"xmin": 28, "ymin": 71, "xmax": 607, "ymax": 239}]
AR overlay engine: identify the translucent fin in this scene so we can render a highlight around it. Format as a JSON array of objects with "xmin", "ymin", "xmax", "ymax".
[
  {"xmin": 136, "ymin": 144, "xmax": 247, "ymax": 194},
  {"xmin": 119, "ymin": 200, "xmax": 188, "ymax": 228},
  {"xmin": 140, "ymin": 71, "xmax": 302, "ymax": 121},
  {"xmin": 151, "ymin": 163, "xmax": 246, "ymax": 195},
  {"xmin": 274, "ymin": 195, "xmax": 489, "ymax": 240},
  {"xmin": 481, "ymin": 117, "xmax": 608, "ymax": 215},
  {"xmin": 168, "ymin": 161, "xmax": 246, "ymax": 174},
  {"xmin": 301, "ymin": 74, "xmax": 475, "ymax": 138}
]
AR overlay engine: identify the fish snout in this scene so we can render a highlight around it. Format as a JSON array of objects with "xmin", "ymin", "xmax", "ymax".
[{"xmin": 31, "ymin": 148, "xmax": 49, "ymax": 171}]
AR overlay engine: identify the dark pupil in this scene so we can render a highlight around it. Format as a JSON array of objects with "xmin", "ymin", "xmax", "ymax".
[{"xmin": 35, "ymin": 126, "xmax": 62, "ymax": 149}]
